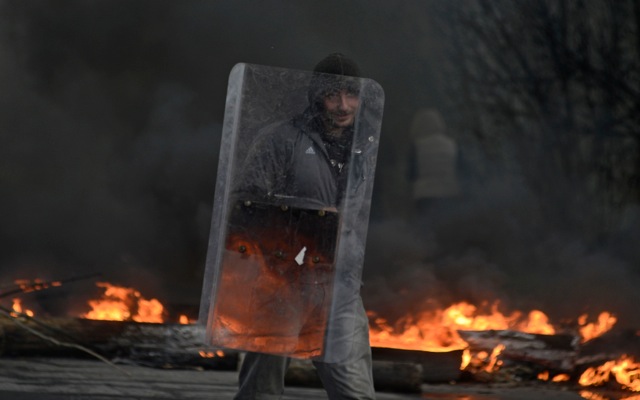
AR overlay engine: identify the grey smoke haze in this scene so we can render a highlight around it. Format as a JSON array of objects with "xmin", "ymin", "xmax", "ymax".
[
  {"xmin": 363, "ymin": 179, "xmax": 640, "ymax": 328},
  {"xmin": 1, "ymin": 1, "xmax": 638, "ymax": 329}
]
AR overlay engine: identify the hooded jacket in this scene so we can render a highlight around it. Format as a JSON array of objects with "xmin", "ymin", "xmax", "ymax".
[{"xmin": 234, "ymin": 109, "xmax": 375, "ymax": 213}]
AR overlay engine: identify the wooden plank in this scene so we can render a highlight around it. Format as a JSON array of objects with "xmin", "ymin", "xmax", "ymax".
[{"xmin": 458, "ymin": 330, "xmax": 579, "ymax": 372}]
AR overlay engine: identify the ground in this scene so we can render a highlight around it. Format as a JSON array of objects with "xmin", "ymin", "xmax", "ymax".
[{"xmin": 0, "ymin": 357, "xmax": 621, "ymax": 400}]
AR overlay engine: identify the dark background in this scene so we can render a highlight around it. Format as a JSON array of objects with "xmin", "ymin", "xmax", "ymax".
[{"xmin": 1, "ymin": 0, "xmax": 639, "ymax": 329}]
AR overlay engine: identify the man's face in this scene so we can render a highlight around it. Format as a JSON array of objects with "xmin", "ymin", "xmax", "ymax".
[{"xmin": 322, "ymin": 89, "xmax": 360, "ymax": 130}]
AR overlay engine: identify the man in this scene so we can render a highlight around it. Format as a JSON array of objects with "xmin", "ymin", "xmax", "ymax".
[{"xmin": 232, "ymin": 53, "xmax": 378, "ymax": 400}]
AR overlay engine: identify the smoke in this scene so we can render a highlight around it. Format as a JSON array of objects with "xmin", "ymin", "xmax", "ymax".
[
  {"xmin": 0, "ymin": 2, "xmax": 223, "ymax": 306},
  {"xmin": 1, "ymin": 1, "xmax": 637, "ymax": 330},
  {"xmin": 0, "ymin": 0, "xmax": 425, "ymax": 305},
  {"xmin": 363, "ymin": 176, "xmax": 640, "ymax": 329}
]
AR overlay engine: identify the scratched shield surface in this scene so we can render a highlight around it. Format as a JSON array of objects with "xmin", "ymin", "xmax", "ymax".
[{"xmin": 200, "ymin": 63, "xmax": 384, "ymax": 362}]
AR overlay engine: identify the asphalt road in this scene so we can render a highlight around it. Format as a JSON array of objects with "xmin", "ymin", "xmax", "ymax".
[{"xmin": 0, "ymin": 357, "xmax": 614, "ymax": 400}]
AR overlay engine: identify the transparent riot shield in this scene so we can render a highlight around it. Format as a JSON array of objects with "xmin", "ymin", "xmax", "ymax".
[{"xmin": 199, "ymin": 63, "xmax": 384, "ymax": 362}]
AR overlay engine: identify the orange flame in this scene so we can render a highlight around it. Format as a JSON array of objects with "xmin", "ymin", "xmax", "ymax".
[
  {"xmin": 14, "ymin": 278, "xmax": 62, "ymax": 293},
  {"xmin": 484, "ymin": 344, "xmax": 505, "ymax": 373},
  {"xmin": 132, "ymin": 298, "xmax": 164, "ymax": 323},
  {"xmin": 198, "ymin": 350, "xmax": 225, "ymax": 358},
  {"xmin": 82, "ymin": 282, "xmax": 164, "ymax": 323},
  {"xmin": 179, "ymin": 314, "xmax": 190, "ymax": 324},
  {"xmin": 579, "ymin": 355, "xmax": 640, "ymax": 392},
  {"xmin": 11, "ymin": 298, "xmax": 34, "ymax": 317},
  {"xmin": 461, "ymin": 348, "xmax": 472, "ymax": 370},
  {"xmin": 368, "ymin": 301, "xmax": 616, "ymax": 363},
  {"xmin": 516, "ymin": 310, "xmax": 555, "ymax": 335},
  {"xmin": 367, "ymin": 301, "xmax": 619, "ymax": 375},
  {"xmin": 579, "ymin": 312, "xmax": 617, "ymax": 343},
  {"xmin": 539, "ymin": 371, "xmax": 571, "ymax": 383},
  {"xmin": 368, "ymin": 301, "xmax": 556, "ymax": 353},
  {"xmin": 538, "ymin": 371, "xmax": 571, "ymax": 382},
  {"xmin": 553, "ymin": 374, "xmax": 570, "ymax": 382}
]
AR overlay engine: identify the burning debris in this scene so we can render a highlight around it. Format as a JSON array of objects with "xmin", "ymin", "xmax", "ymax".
[
  {"xmin": 2, "ymin": 275, "xmax": 639, "ymax": 396},
  {"xmin": 367, "ymin": 301, "xmax": 615, "ymax": 353},
  {"xmin": 0, "ymin": 277, "xmax": 234, "ymax": 371},
  {"xmin": 580, "ymin": 313, "xmax": 619, "ymax": 343},
  {"xmin": 368, "ymin": 301, "xmax": 561, "ymax": 352},
  {"xmin": 458, "ymin": 329, "xmax": 577, "ymax": 377},
  {"xmin": 366, "ymin": 299, "xmax": 639, "ymax": 395},
  {"xmin": 579, "ymin": 355, "xmax": 640, "ymax": 392},
  {"xmin": 0, "ymin": 314, "xmax": 237, "ymax": 370},
  {"xmin": 82, "ymin": 282, "xmax": 165, "ymax": 324},
  {"xmin": 10, "ymin": 298, "xmax": 34, "ymax": 317}
]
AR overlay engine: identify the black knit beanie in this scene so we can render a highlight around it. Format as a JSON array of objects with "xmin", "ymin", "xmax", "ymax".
[
  {"xmin": 308, "ymin": 53, "xmax": 361, "ymax": 113},
  {"xmin": 313, "ymin": 53, "xmax": 361, "ymax": 76}
]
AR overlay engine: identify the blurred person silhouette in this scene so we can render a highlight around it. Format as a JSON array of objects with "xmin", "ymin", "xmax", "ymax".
[{"xmin": 408, "ymin": 108, "xmax": 459, "ymax": 217}]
